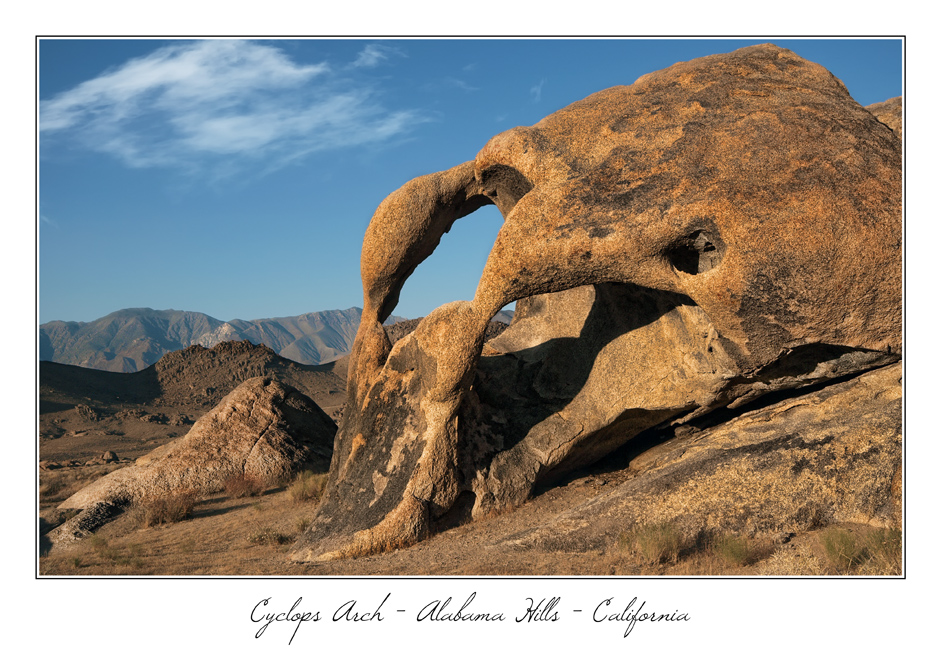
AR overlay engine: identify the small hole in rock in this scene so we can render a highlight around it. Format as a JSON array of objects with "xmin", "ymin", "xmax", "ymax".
[{"xmin": 667, "ymin": 230, "xmax": 724, "ymax": 275}]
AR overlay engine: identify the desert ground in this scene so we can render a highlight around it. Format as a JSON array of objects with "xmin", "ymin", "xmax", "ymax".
[{"xmin": 38, "ymin": 342, "xmax": 901, "ymax": 576}]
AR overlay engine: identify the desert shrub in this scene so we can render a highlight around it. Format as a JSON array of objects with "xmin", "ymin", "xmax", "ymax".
[
  {"xmin": 249, "ymin": 527, "xmax": 294, "ymax": 546},
  {"xmin": 711, "ymin": 534, "xmax": 752, "ymax": 567},
  {"xmin": 83, "ymin": 536, "xmax": 145, "ymax": 569},
  {"xmin": 288, "ymin": 471, "xmax": 327, "ymax": 503},
  {"xmin": 88, "ymin": 534, "xmax": 109, "ymax": 550},
  {"xmin": 821, "ymin": 527, "xmax": 869, "ymax": 571},
  {"xmin": 125, "ymin": 542, "xmax": 144, "ymax": 559},
  {"xmin": 819, "ymin": 526, "xmax": 903, "ymax": 575},
  {"xmin": 223, "ymin": 472, "xmax": 268, "ymax": 498},
  {"xmin": 620, "ymin": 521, "xmax": 682, "ymax": 565},
  {"xmin": 863, "ymin": 527, "xmax": 902, "ymax": 574},
  {"xmin": 140, "ymin": 490, "xmax": 200, "ymax": 527},
  {"xmin": 39, "ymin": 475, "xmax": 67, "ymax": 500}
]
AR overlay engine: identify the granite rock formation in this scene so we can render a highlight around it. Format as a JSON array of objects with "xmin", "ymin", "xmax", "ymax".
[
  {"xmin": 291, "ymin": 44, "xmax": 901, "ymax": 562},
  {"xmin": 496, "ymin": 361, "xmax": 902, "ymax": 555},
  {"xmin": 866, "ymin": 96, "xmax": 902, "ymax": 138},
  {"xmin": 57, "ymin": 378, "xmax": 336, "ymax": 515}
]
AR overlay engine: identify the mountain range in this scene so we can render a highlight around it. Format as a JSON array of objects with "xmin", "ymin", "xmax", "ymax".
[
  {"xmin": 40, "ymin": 307, "xmax": 382, "ymax": 372},
  {"xmin": 39, "ymin": 307, "xmax": 515, "ymax": 372}
]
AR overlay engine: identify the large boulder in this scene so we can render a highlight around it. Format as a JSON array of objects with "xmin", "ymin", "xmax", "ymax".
[
  {"xmin": 59, "ymin": 377, "xmax": 336, "ymax": 511},
  {"xmin": 291, "ymin": 44, "xmax": 901, "ymax": 562}
]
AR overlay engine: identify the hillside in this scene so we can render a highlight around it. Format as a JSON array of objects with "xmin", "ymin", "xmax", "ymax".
[
  {"xmin": 39, "ymin": 307, "xmax": 395, "ymax": 371},
  {"xmin": 39, "ymin": 340, "xmax": 348, "ymax": 467}
]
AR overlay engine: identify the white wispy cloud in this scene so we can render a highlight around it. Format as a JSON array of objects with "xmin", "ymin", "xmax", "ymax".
[
  {"xmin": 442, "ymin": 77, "xmax": 479, "ymax": 92},
  {"xmin": 40, "ymin": 40, "xmax": 423, "ymax": 175},
  {"xmin": 351, "ymin": 43, "xmax": 403, "ymax": 68},
  {"xmin": 530, "ymin": 78, "xmax": 547, "ymax": 103},
  {"xmin": 422, "ymin": 76, "xmax": 479, "ymax": 94}
]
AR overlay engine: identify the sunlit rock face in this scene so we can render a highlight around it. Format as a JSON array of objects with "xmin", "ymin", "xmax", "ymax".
[{"xmin": 291, "ymin": 44, "xmax": 901, "ymax": 562}]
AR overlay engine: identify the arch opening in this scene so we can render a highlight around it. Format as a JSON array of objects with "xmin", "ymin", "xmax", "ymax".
[{"xmin": 393, "ymin": 204, "xmax": 508, "ymax": 319}]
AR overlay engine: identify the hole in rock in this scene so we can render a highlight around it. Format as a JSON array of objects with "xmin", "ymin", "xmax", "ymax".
[
  {"xmin": 667, "ymin": 229, "xmax": 724, "ymax": 275},
  {"xmin": 394, "ymin": 204, "xmax": 505, "ymax": 319},
  {"xmin": 479, "ymin": 164, "xmax": 534, "ymax": 216}
]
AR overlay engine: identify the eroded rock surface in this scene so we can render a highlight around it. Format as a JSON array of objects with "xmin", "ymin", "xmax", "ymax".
[
  {"xmin": 292, "ymin": 44, "xmax": 901, "ymax": 562},
  {"xmin": 866, "ymin": 96, "xmax": 902, "ymax": 138},
  {"xmin": 58, "ymin": 378, "xmax": 336, "ymax": 513},
  {"xmin": 498, "ymin": 361, "xmax": 902, "ymax": 554}
]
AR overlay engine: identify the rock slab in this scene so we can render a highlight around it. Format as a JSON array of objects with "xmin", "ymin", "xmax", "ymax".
[{"xmin": 496, "ymin": 362, "xmax": 902, "ymax": 554}]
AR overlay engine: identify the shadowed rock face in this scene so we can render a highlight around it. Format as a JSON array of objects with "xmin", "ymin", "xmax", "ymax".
[
  {"xmin": 495, "ymin": 361, "xmax": 902, "ymax": 555},
  {"xmin": 291, "ymin": 44, "xmax": 901, "ymax": 562}
]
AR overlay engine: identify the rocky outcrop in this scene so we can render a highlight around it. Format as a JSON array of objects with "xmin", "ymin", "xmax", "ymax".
[
  {"xmin": 384, "ymin": 317, "xmax": 509, "ymax": 347},
  {"xmin": 866, "ymin": 96, "xmax": 902, "ymax": 138},
  {"xmin": 47, "ymin": 501, "xmax": 125, "ymax": 548},
  {"xmin": 59, "ymin": 378, "xmax": 336, "ymax": 512},
  {"xmin": 496, "ymin": 361, "xmax": 902, "ymax": 553},
  {"xmin": 291, "ymin": 44, "xmax": 901, "ymax": 562}
]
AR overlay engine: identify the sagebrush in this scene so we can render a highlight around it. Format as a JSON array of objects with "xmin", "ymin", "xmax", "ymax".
[
  {"xmin": 223, "ymin": 472, "xmax": 268, "ymax": 498},
  {"xmin": 139, "ymin": 490, "xmax": 200, "ymax": 527},
  {"xmin": 620, "ymin": 521, "xmax": 682, "ymax": 565},
  {"xmin": 288, "ymin": 471, "xmax": 327, "ymax": 503}
]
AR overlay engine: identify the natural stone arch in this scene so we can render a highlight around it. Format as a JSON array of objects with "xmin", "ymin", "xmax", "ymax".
[{"xmin": 292, "ymin": 44, "xmax": 901, "ymax": 562}]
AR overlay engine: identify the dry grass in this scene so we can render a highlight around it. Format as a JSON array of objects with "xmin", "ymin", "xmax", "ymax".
[
  {"xmin": 710, "ymin": 534, "xmax": 751, "ymax": 566},
  {"xmin": 86, "ymin": 534, "xmax": 146, "ymax": 569},
  {"xmin": 618, "ymin": 521, "xmax": 682, "ymax": 565},
  {"xmin": 39, "ymin": 474, "xmax": 68, "ymax": 499},
  {"xmin": 40, "ymin": 487, "xmax": 316, "ymax": 576},
  {"xmin": 248, "ymin": 526, "xmax": 295, "ymax": 546},
  {"xmin": 223, "ymin": 472, "xmax": 268, "ymax": 499},
  {"xmin": 287, "ymin": 471, "xmax": 327, "ymax": 503},
  {"xmin": 39, "ymin": 468, "xmax": 902, "ymax": 577},
  {"xmin": 39, "ymin": 466, "xmax": 116, "ymax": 504},
  {"xmin": 732, "ymin": 525, "xmax": 902, "ymax": 576},
  {"xmin": 821, "ymin": 527, "xmax": 867, "ymax": 571},
  {"xmin": 762, "ymin": 543, "xmax": 824, "ymax": 575},
  {"xmin": 610, "ymin": 523, "xmax": 903, "ymax": 577},
  {"xmin": 708, "ymin": 533, "xmax": 772, "ymax": 568},
  {"xmin": 861, "ymin": 527, "xmax": 903, "ymax": 574},
  {"xmin": 139, "ymin": 490, "xmax": 200, "ymax": 527},
  {"xmin": 819, "ymin": 526, "xmax": 902, "ymax": 575},
  {"xmin": 610, "ymin": 525, "xmax": 775, "ymax": 576}
]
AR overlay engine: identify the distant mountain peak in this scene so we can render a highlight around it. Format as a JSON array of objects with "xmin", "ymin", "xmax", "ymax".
[{"xmin": 39, "ymin": 307, "xmax": 392, "ymax": 372}]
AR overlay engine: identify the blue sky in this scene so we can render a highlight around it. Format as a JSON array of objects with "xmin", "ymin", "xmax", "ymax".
[{"xmin": 38, "ymin": 38, "xmax": 903, "ymax": 324}]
